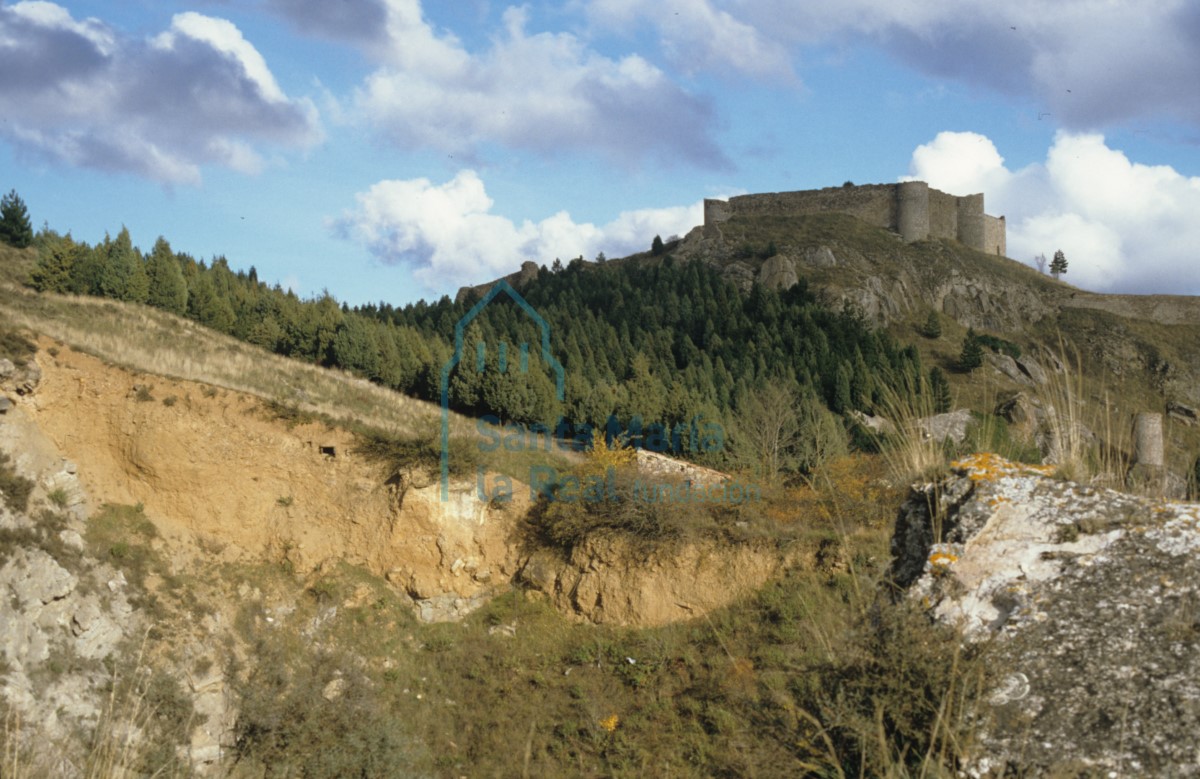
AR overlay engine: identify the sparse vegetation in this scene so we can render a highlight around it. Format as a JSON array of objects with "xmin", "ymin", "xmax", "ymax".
[
  {"xmin": 919, "ymin": 310, "xmax": 942, "ymax": 339},
  {"xmin": 0, "ymin": 452, "xmax": 34, "ymax": 513},
  {"xmin": 0, "ymin": 324, "xmax": 36, "ymax": 367},
  {"xmin": 1050, "ymin": 248, "xmax": 1068, "ymax": 278},
  {"xmin": 958, "ymin": 328, "xmax": 984, "ymax": 372}
]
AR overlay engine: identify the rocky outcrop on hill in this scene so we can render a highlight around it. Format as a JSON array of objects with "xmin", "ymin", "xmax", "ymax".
[{"xmin": 891, "ymin": 453, "xmax": 1200, "ymax": 776}]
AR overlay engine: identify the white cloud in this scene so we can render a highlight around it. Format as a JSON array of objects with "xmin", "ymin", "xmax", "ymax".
[
  {"xmin": 907, "ymin": 130, "xmax": 1200, "ymax": 295},
  {"xmin": 588, "ymin": 0, "xmax": 1200, "ymax": 131},
  {"xmin": 338, "ymin": 0, "xmax": 724, "ymax": 167},
  {"xmin": 0, "ymin": 3, "xmax": 321, "ymax": 184},
  {"xmin": 904, "ymin": 131, "xmax": 1012, "ymax": 197},
  {"xmin": 153, "ymin": 13, "xmax": 287, "ymax": 104},
  {"xmin": 332, "ymin": 170, "xmax": 704, "ymax": 291},
  {"xmin": 586, "ymin": 0, "xmax": 794, "ymax": 79}
]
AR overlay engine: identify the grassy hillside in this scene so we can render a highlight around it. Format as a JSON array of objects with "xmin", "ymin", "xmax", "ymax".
[
  {"xmin": 0, "ymin": 239, "xmax": 1000, "ymax": 777},
  {"xmin": 4, "ymin": 204, "xmax": 1200, "ymax": 775},
  {"xmin": 691, "ymin": 211, "xmax": 1200, "ymax": 478}
]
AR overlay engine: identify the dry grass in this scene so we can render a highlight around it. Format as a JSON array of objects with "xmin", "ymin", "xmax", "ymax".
[
  {"xmin": 1032, "ymin": 338, "xmax": 1135, "ymax": 491},
  {"xmin": 0, "ymin": 266, "xmax": 487, "ymax": 445},
  {"xmin": 875, "ymin": 371, "xmax": 947, "ymax": 486}
]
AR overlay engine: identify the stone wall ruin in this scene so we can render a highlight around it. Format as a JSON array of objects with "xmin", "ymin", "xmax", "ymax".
[{"xmin": 704, "ymin": 181, "xmax": 1007, "ymax": 256}]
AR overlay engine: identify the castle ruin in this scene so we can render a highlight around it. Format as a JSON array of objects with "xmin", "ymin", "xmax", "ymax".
[{"xmin": 704, "ymin": 181, "xmax": 1006, "ymax": 256}]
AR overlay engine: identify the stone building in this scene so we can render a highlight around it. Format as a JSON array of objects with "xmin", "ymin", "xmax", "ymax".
[{"xmin": 704, "ymin": 181, "xmax": 1006, "ymax": 256}]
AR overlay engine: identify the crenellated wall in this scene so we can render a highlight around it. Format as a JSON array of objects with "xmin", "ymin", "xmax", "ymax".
[{"xmin": 704, "ymin": 181, "xmax": 1006, "ymax": 256}]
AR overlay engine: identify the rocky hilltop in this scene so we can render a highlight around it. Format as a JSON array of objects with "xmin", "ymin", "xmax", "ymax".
[
  {"xmin": 892, "ymin": 453, "xmax": 1200, "ymax": 776},
  {"xmin": 460, "ymin": 209, "xmax": 1200, "ymax": 413}
]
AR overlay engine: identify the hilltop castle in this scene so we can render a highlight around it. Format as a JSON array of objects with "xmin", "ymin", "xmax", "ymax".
[{"xmin": 704, "ymin": 181, "xmax": 1006, "ymax": 256}]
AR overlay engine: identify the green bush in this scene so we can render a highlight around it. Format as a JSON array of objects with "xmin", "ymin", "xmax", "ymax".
[
  {"xmin": 0, "ymin": 451, "xmax": 34, "ymax": 513},
  {"xmin": 976, "ymin": 333, "xmax": 1022, "ymax": 359},
  {"xmin": 354, "ymin": 427, "xmax": 479, "ymax": 478},
  {"xmin": 958, "ymin": 329, "xmax": 984, "ymax": 372}
]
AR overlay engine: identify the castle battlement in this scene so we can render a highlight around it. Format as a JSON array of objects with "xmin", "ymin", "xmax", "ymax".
[{"xmin": 704, "ymin": 181, "xmax": 1006, "ymax": 257}]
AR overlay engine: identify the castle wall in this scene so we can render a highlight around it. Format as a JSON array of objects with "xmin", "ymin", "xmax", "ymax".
[
  {"xmin": 704, "ymin": 198, "xmax": 732, "ymax": 224},
  {"xmin": 984, "ymin": 215, "xmax": 1006, "ymax": 257},
  {"xmin": 955, "ymin": 193, "xmax": 986, "ymax": 252},
  {"xmin": 896, "ymin": 181, "xmax": 929, "ymax": 243},
  {"xmin": 926, "ymin": 189, "xmax": 959, "ymax": 244},
  {"xmin": 704, "ymin": 181, "xmax": 1006, "ymax": 256},
  {"xmin": 724, "ymin": 185, "xmax": 896, "ymax": 231}
]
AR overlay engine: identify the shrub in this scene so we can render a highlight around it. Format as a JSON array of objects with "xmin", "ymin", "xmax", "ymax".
[
  {"xmin": 958, "ymin": 329, "xmax": 984, "ymax": 372},
  {"xmin": 975, "ymin": 333, "xmax": 1021, "ymax": 359},
  {"xmin": 354, "ymin": 427, "xmax": 479, "ymax": 478},
  {"xmin": 919, "ymin": 311, "xmax": 942, "ymax": 339},
  {"xmin": 0, "ymin": 451, "xmax": 34, "ymax": 513},
  {"xmin": 231, "ymin": 639, "xmax": 426, "ymax": 777},
  {"xmin": 0, "ymin": 326, "xmax": 36, "ymax": 367},
  {"xmin": 524, "ymin": 467, "xmax": 688, "ymax": 551}
]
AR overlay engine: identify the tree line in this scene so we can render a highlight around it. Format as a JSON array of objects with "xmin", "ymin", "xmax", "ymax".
[{"xmin": 29, "ymin": 224, "xmax": 931, "ymax": 470}]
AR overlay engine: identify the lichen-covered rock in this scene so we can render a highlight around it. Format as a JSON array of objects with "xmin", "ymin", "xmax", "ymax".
[{"xmin": 890, "ymin": 453, "xmax": 1200, "ymax": 776}]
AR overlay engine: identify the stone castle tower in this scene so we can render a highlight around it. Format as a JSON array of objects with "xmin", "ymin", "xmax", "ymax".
[{"xmin": 704, "ymin": 181, "xmax": 1006, "ymax": 256}]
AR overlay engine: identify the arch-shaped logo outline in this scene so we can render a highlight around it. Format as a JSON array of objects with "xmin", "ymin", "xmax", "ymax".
[{"xmin": 440, "ymin": 280, "xmax": 565, "ymax": 500}]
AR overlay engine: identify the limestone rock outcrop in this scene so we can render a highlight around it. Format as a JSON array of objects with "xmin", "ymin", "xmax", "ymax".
[{"xmin": 891, "ymin": 453, "xmax": 1200, "ymax": 776}]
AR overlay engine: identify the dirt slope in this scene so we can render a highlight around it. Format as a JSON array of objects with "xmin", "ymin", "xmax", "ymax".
[{"xmin": 24, "ymin": 339, "xmax": 528, "ymax": 618}]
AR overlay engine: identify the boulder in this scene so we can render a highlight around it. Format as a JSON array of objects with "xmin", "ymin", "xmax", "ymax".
[
  {"xmin": 850, "ymin": 410, "xmax": 895, "ymax": 435},
  {"xmin": 914, "ymin": 408, "xmax": 972, "ymax": 445},
  {"xmin": 5, "ymin": 548, "xmax": 77, "ymax": 609},
  {"xmin": 891, "ymin": 453, "xmax": 1200, "ymax": 776},
  {"xmin": 757, "ymin": 254, "xmax": 798, "ymax": 290},
  {"xmin": 1168, "ymin": 400, "xmax": 1198, "ymax": 426},
  {"xmin": 804, "ymin": 246, "xmax": 837, "ymax": 268},
  {"xmin": 993, "ymin": 392, "xmax": 1038, "ymax": 440},
  {"xmin": 985, "ymin": 352, "xmax": 1031, "ymax": 385},
  {"xmin": 1015, "ymin": 356, "xmax": 1049, "ymax": 385}
]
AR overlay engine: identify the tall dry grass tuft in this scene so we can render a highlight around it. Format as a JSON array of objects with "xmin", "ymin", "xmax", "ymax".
[
  {"xmin": 1033, "ymin": 338, "xmax": 1131, "ymax": 490},
  {"xmin": 875, "ymin": 369, "xmax": 947, "ymax": 486}
]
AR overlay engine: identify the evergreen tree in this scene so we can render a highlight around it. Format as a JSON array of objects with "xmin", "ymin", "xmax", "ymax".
[
  {"xmin": 331, "ymin": 316, "xmax": 380, "ymax": 378},
  {"xmin": 831, "ymin": 362, "xmax": 853, "ymax": 414},
  {"xmin": 0, "ymin": 189, "xmax": 33, "ymax": 248},
  {"xmin": 959, "ymin": 328, "xmax": 984, "ymax": 372},
  {"xmin": 651, "ymin": 235, "xmax": 664, "ymax": 256},
  {"xmin": 99, "ymin": 227, "xmax": 149, "ymax": 303},
  {"xmin": 145, "ymin": 237, "xmax": 188, "ymax": 314},
  {"xmin": 929, "ymin": 367, "xmax": 952, "ymax": 413},
  {"xmin": 1050, "ymin": 249, "xmax": 1068, "ymax": 278},
  {"xmin": 30, "ymin": 235, "xmax": 79, "ymax": 293},
  {"xmin": 919, "ymin": 310, "xmax": 942, "ymax": 339},
  {"xmin": 69, "ymin": 242, "xmax": 106, "ymax": 296},
  {"xmin": 188, "ymin": 274, "xmax": 235, "ymax": 333}
]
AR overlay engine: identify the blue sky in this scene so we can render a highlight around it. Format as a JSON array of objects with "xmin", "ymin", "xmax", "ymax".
[{"xmin": 3, "ymin": 1, "xmax": 1200, "ymax": 305}]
